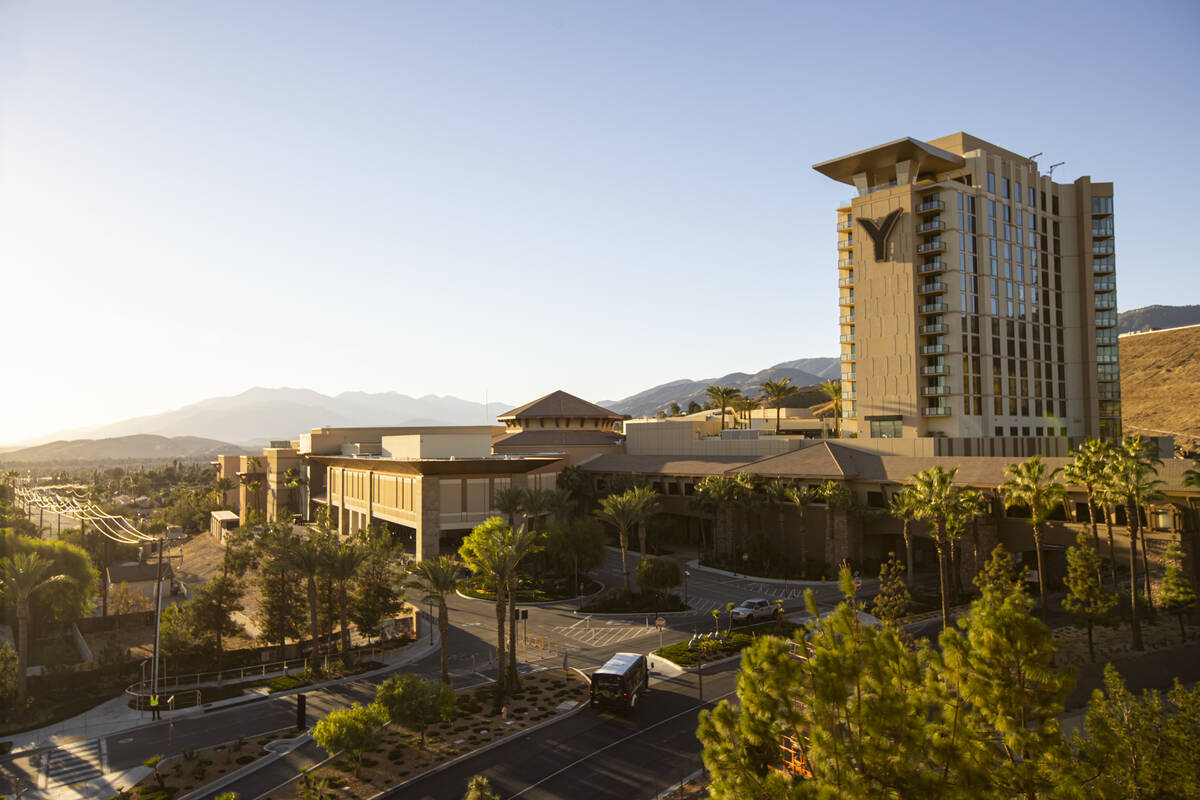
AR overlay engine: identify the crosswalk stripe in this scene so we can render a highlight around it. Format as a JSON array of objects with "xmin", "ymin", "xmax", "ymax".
[{"xmin": 44, "ymin": 739, "xmax": 104, "ymax": 786}]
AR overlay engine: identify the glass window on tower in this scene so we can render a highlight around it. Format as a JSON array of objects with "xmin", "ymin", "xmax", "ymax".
[
  {"xmin": 988, "ymin": 173, "xmax": 996, "ymax": 193},
  {"xmin": 1002, "ymin": 178, "xmax": 1010, "ymax": 198}
]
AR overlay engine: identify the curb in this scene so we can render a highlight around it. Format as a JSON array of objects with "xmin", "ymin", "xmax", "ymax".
[
  {"xmin": 686, "ymin": 559, "xmax": 878, "ymax": 588},
  {"xmin": 174, "ymin": 728, "xmax": 301, "ymax": 800},
  {"xmin": 454, "ymin": 581, "xmax": 607, "ymax": 608},
  {"xmin": 651, "ymin": 651, "xmax": 745, "ymax": 674},
  {"xmin": 655, "ymin": 767, "xmax": 706, "ymax": 799}
]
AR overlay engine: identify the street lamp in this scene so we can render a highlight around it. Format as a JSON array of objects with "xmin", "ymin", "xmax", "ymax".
[{"xmin": 683, "ymin": 570, "xmax": 690, "ymax": 606}]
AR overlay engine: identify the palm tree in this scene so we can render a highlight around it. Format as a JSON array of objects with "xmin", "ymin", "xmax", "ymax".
[
  {"xmin": 1108, "ymin": 436, "xmax": 1163, "ymax": 652},
  {"xmin": 999, "ymin": 455, "xmax": 1066, "ymax": 617},
  {"xmin": 785, "ymin": 484, "xmax": 815, "ymax": 576},
  {"xmin": 492, "ymin": 486, "xmax": 526, "ymax": 531},
  {"xmin": 733, "ymin": 472, "xmax": 763, "ymax": 563},
  {"xmin": 627, "ymin": 486, "xmax": 661, "ymax": 559},
  {"xmin": 408, "ymin": 556, "xmax": 467, "ymax": 684},
  {"xmin": 692, "ymin": 475, "xmax": 738, "ymax": 560},
  {"xmin": 732, "ymin": 395, "xmax": 760, "ymax": 430},
  {"xmin": 596, "ymin": 492, "xmax": 640, "ymax": 593},
  {"xmin": 211, "ymin": 477, "xmax": 234, "ymax": 509},
  {"xmin": 759, "ymin": 377, "xmax": 800, "ymax": 434},
  {"xmin": 519, "ymin": 488, "xmax": 554, "ymax": 532},
  {"xmin": 704, "ymin": 385, "xmax": 742, "ymax": 432},
  {"xmin": 543, "ymin": 487, "xmax": 576, "ymax": 526},
  {"xmin": 761, "ymin": 480, "xmax": 792, "ymax": 571},
  {"xmin": 326, "ymin": 543, "xmax": 366, "ymax": 656},
  {"xmin": 0, "ymin": 552, "xmax": 70, "ymax": 706},
  {"xmin": 1064, "ymin": 438, "xmax": 1114, "ymax": 581},
  {"xmin": 459, "ymin": 517, "xmax": 516, "ymax": 712},
  {"xmin": 503, "ymin": 524, "xmax": 541, "ymax": 691},
  {"xmin": 289, "ymin": 537, "xmax": 328, "ymax": 669},
  {"xmin": 283, "ymin": 468, "xmax": 307, "ymax": 520},
  {"xmin": 1116, "ymin": 436, "xmax": 1164, "ymax": 611},
  {"xmin": 818, "ymin": 379, "xmax": 842, "ymax": 438},
  {"xmin": 888, "ymin": 487, "xmax": 920, "ymax": 587},
  {"xmin": 908, "ymin": 466, "xmax": 983, "ymax": 631}
]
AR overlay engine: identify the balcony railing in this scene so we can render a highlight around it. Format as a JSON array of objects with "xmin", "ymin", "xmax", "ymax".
[
  {"xmin": 1093, "ymin": 260, "xmax": 1115, "ymax": 274},
  {"xmin": 920, "ymin": 344, "xmax": 949, "ymax": 355},
  {"xmin": 840, "ymin": 353, "xmax": 856, "ymax": 362},
  {"xmin": 919, "ymin": 323, "xmax": 948, "ymax": 334},
  {"xmin": 842, "ymin": 372, "xmax": 856, "ymax": 381},
  {"xmin": 921, "ymin": 385, "xmax": 950, "ymax": 396},
  {"xmin": 1091, "ymin": 224, "xmax": 1115, "ymax": 237},
  {"xmin": 922, "ymin": 406, "xmax": 952, "ymax": 417},
  {"xmin": 917, "ymin": 199, "xmax": 945, "ymax": 213},
  {"xmin": 920, "ymin": 365, "xmax": 949, "ymax": 376},
  {"xmin": 842, "ymin": 391, "xmax": 856, "ymax": 400},
  {"xmin": 838, "ymin": 258, "xmax": 854, "ymax": 267},
  {"xmin": 1096, "ymin": 331, "xmax": 1118, "ymax": 345},
  {"xmin": 920, "ymin": 302, "xmax": 949, "ymax": 314},
  {"xmin": 839, "ymin": 293, "xmax": 855, "ymax": 306},
  {"xmin": 839, "ymin": 333, "xmax": 855, "ymax": 343},
  {"xmin": 916, "ymin": 240, "xmax": 946, "ymax": 254},
  {"xmin": 838, "ymin": 239, "xmax": 854, "ymax": 250},
  {"xmin": 837, "ymin": 219, "xmax": 853, "ymax": 232},
  {"xmin": 916, "ymin": 220, "xmax": 946, "ymax": 234},
  {"xmin": 1094, "ymin": 277, "xmax": 1116, "ymax": 292},
  {"xmin": 918, "ymin": 281, "xmax": 947, "ymax": 295},
  {"xmin": 919, "ymin": 260, "xmax": 947, "ymax": 274},
  {"xmin": 838, "ymin": 277, "xmax": 854, "ymax": 287},
  {"xmin": 1095, "ymin": 295, "xmax": 1117, "ymax": 310},
  {"xmin": 839, "ymin": 315, "xmax": 855, "ymax": 325},
  {"xmin": 1095, "ymin": 311, "xmax": 1117, "ymax": 327},
  {"xmin": 1093, "ymin": 241, "xmax": 1115, "ymax": 255}
]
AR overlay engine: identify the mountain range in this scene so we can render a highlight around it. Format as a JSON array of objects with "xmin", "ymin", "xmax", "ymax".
[
  {"xmin": 9, "ymin": 388, "xmax": 515, "ymax": 450},
  {"xmin": 0, "ymin": 435, "xmax": 251, "ymax": 465},
  {"xmin": 6, "ymin": 305, "xmax": 1194, "ymax": 458},
  {"xmin": 599, "ymin": 357, "xmax": 841, "ymax": 418}
]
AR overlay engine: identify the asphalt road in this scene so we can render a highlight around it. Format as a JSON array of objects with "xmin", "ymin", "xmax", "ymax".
[{"xmin": 379, "ymin": 661, "xmax": 741, "ymax": 800}]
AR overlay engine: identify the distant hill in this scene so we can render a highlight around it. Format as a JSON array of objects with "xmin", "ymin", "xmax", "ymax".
[
  {"xmin": 8, "ymin": 388, "xmax": 515, "ymax": 449},
  {"xmin": 0, "ymin": 434, "xmax": 251, "ymax": 465},
  {"xmin": 1118, "ymin": 305, "xmax": 1200, "ymax": 334},
  {"xmin": 1119, "ymin": 325, "xmax": 1200, "ymax": 451},
  {"xmin": 601, "ymin": 358, "xmax": 838, "ymax": 418}
]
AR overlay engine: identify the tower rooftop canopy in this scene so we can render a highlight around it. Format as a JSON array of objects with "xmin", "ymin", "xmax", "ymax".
[{"xmin": 812, "ymin": 136, "xmax": 965, "ymax": 186}]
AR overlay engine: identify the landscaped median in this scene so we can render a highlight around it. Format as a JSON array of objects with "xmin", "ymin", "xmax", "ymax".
[
  {"xmin": 127, "ymin": 669, "xmax": 589, "ymax": 800},
  {"xmin": 654, "ymin": 619, "xmax": 804, "ymax": 668}
]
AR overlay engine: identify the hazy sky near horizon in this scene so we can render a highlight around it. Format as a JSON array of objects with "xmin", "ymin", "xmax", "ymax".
[{"xmin": 2, "ymin": 0, "xmax": 1199, "ymax": 444}]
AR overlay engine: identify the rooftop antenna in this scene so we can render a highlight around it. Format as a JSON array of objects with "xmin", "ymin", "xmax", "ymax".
[{"xmin": 1048, "ymin": 161, "xmax": 1065, "ymax": 179}]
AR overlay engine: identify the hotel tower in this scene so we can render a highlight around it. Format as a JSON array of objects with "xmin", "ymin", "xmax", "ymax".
[{"xmin": 813, "ymin": 133, "xmax": 1119, "ymax": 452}]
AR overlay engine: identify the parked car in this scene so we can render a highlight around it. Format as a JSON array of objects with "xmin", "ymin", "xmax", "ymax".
[{"xmin": 730, "ymin": 598, "xmax": 780, "ymax": 625}]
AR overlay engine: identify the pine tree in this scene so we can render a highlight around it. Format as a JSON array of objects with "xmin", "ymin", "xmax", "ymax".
[
  {"xmin": 935, "ymin": 577, "xmax": 1073, "ymax": 799},
  {"xmin": 1070, "ymin": 665, "xmax": 1200, "ymax": 799},
  {"xmin": 870, "ymin": 552, "xmax": 912, "ymax": 629},
  {"xmin": 972, "ymin": 542, "xmax": 1023, "ymax": 596},
  {"xmin": 1062, "ymin": 532, "xmax": 1118, "ymax": 662},
  {"xmin": 1159, "ymin": 539, "xmax": 1197, "ymax": 641}
]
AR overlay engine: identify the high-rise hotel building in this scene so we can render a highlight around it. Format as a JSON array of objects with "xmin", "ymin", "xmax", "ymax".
[{"xmin": 813, "ymin": 133, "xmax": 1119, "ymax": 449}]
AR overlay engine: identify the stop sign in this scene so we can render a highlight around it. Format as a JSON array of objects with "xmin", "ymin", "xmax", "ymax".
[{"xmin": 655, "ymin": 616, "xmax": 666, "ymax": 629}]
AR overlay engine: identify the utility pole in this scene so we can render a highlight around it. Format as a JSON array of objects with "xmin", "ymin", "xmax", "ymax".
[{"xmin": 150, "ymin": 536, "xmax": 165, "ymax": 720}]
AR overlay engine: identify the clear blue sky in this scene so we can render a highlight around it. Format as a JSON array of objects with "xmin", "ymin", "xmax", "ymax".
[{"xmin": 2, "ymin": 0, "xmax": 1198, "ymax": 444}]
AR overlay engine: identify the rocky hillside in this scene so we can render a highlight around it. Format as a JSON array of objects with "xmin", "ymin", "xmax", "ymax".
[
  {"xmin": 1119, "ymin": 304, "xmax": 1200, "ymax": 334},
  {"xmin": 1119, "ymin": 325, "xmax": 1200, "ymax": 451}
]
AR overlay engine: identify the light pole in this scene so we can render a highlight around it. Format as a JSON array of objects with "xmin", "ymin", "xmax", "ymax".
[
  {"xmin": 150, "ymin": 535, "xmax": 165, "ymax": 720},
  {"xmin": 683, "ymin": 570, "xmax": 690, "ymax": 606}
]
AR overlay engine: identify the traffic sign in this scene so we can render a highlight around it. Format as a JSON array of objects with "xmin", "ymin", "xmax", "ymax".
[
  {"xmin": 655, "ymin": 616, "xmax": 666, "ymax": 629},
  {"xmin": 854, "ymin": 578, "xmax": 862, "ymax": 591}
]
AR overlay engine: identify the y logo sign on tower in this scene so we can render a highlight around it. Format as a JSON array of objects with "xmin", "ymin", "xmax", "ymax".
[{"xmin": 858, "ymin": 209, "xmax": 903, "ymax": 261}]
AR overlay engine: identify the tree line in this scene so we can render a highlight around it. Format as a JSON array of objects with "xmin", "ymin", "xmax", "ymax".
[{"xmin": 699, "ymin": 556, "xmax": 1200, "ymax": 800}]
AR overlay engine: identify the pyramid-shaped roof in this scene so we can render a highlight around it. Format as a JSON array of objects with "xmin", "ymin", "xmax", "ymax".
[{"xmin": 498, "ymin": 390, "xmax": 622, "ymax": 422}]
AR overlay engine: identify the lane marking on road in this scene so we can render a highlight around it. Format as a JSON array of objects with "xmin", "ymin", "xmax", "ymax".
[{"xmin": 507, "ymin": 689, "xmax": 738, "ymax": 798}]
